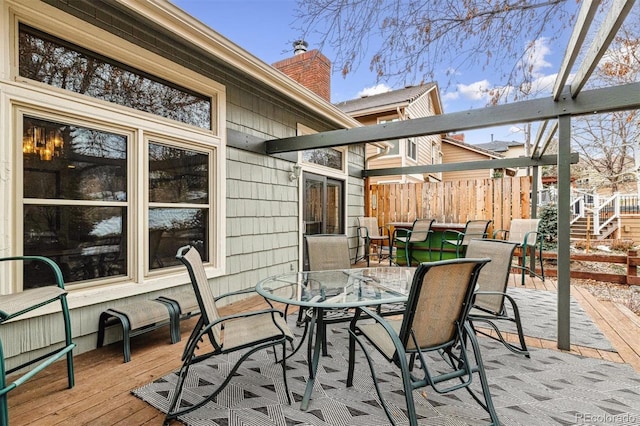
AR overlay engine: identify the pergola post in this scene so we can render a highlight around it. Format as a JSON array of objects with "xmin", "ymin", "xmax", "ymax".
[{"xmin": 557, "ymin": 114, "xmax": 572, "ymax": 350}]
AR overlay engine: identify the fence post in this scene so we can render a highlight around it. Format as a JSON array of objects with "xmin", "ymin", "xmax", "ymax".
[{"xmin": 627, "ymin": 249, "xmax": 639, "ymax": 285}]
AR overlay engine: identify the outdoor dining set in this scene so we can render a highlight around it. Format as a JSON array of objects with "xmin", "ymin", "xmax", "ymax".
[
  {"xmin": 0, "ymin": 216, "xmax": 545, "ymax": 426},
  {"xmin": 156, "ymin": 215, "xmax": 545, "ymax": 425}
]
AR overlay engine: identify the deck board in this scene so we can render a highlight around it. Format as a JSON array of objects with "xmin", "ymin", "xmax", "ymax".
[{"xmin": 4, "ymin": 272, "xmax": 640, "ymax": 425}]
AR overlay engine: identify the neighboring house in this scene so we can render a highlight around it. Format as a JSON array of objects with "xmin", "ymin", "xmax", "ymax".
[
  {"xmin": 474, "ymin": 139, "xmax": 528, "ymax": 177},
  {"xmin": 335, "ymin": 84, "xmax": 444, "ymax": 184},
  {"xmin": 441, "ymin": 135, "xmax": 515, "ymax": 181},
  {"xmin": 0, "ymin": 0, "xmax": 363, "ymax": 366}
]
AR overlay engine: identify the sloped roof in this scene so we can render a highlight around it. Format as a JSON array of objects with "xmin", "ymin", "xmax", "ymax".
[
  {"xmin": 442, "ymin": 137, "xmax": 504, "ymax": 159},
  {"xmin": 334, "ymin": 83, "xmax": 436, "ymax": 114},
  {"xmin": 474, "ymin": 140, "xmax": 524, "ymax": 153}
]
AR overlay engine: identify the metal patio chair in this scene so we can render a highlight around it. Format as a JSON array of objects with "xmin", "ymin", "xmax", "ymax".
[
  {"xmin": 494, "ymin": 218, "xmax": 545, "ymax": 285},
  {"xmin": 0, "ymin": 256, "xmax": 76, "ymax": 426},
  {"xmin": 164, "ymin": 245, "xmax": 293, "ymax": 424},
  {"xmin": 466, "ymin": 239, "xmax": 530, "ymax": 357},
  {"xmin": 346, "ymin": 258, "xmax": 499, "ymax": 426},
  {"xmin": 440, "ymin": 219, "xmax": 492, "ymax": 258},
  {"xmin": 392, "ymin": 218, "xmax": 435, "ymax": 266},
  {"xmin": 300, "ymin": 234, "xmax": 353, "ymax": 356},
  {"xmin": 357, "ymin": 217, "xmax": 392, "ymax": 266}
]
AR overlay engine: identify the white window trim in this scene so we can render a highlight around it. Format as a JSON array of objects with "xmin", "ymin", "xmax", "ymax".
[
  {"xmin": 297, "ymin": 123, "xmax": 347, "ymax": 179},
  {"xmin": 377, "ymin": 117, "xmax": 401, "ymax": 157},
  {"xmin": 0, "ymin": 4, "xmax": 227, "ymax": 307}
]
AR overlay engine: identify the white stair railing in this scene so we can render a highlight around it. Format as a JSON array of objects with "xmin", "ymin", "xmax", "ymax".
[{"xmin": 592, "ymin": 193, "xmax": 619, "ymax": 235}]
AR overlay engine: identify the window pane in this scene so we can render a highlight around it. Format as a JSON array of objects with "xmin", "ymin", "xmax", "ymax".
[
  {"xmin": 386, "ymin": 140, "xmax": 400, "ymax": 155},
  {"xmin": 23, "ymin": 117, "xmax": 127, "ymax": 201},
  {"xmin": 23, "ymin": 206, "xmax": 126, "ymax": 287},
  {"xmin": 302, "ymin": 148, "xmax": 343, "ymax": 170},
  {"xmin": 149, "ymin": 208, "xmax": 208, "ymax": 269},
  {"xmin": 149, "ymin": 143, "xmax": 208, "ymax": 204},
  {"xmin": 407, "ymin": 139, "xmax": 417, "ymax": 160},
  {"xmin": 19, "ymin": 25, "xmax": 211, "ymax": 130}
]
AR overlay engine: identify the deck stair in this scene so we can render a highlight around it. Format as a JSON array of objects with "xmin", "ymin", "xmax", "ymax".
[{"xmin": 570, "ymin": 213, "xmax": 618, "ymax": 240}]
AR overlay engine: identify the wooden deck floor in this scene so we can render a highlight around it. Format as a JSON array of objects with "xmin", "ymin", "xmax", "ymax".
[{"xmin": 5, "ymin": 272, "xmax": 640, "ymax": 425}]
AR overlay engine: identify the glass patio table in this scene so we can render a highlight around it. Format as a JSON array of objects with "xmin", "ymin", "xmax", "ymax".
[{"xmin": 256, "ymin": 266, "xmax": 415, "ymax": 411}]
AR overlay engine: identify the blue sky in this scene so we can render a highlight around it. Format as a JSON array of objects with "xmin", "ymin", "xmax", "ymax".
[{"xmin": 171, "ymin": 0, "xmax": 571, "ymax": 145}]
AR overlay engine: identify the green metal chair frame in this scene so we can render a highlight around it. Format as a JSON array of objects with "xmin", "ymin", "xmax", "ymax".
[
  {"xmin": 392, "ymin": 218, "xmax": 435, "ymax": 265},
  {"xmin": 466, "ymin": 239, "xmax": 530, "ymax": 357},
  {"xmin": 440, "ymin": 219, "xmax": 492, "ymax": 258},
  {"xmin": 356, "ymin": 217, "xmax": 391, "ymax": 266},
  {"xmin": 164, "ymin": 246, "xmax": 293, "ymax": 424},
  {"xmin": 346, "ymin": 258, "xmax": 499, "ymax": 426},
  {"xmin": 494, "ymin": 218, "xmax": 545, "ymax": 285},
  {"xmin": 0, "ymin": 256, "xmax": 75, "ymax": 426}
]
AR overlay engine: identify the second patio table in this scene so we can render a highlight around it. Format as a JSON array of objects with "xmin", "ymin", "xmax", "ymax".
[{"xmin": 256, "ymin": 266, "xmax": 415, "ymax": 411}]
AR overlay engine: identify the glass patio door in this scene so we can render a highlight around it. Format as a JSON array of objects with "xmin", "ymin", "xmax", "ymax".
[{"xmin": 302, "ymin": 172, "xmax": 344, "ymax": 269}]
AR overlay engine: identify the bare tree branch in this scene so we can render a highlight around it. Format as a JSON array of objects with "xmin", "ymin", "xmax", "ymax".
[{"xmin": 294, "ymin": 0, "xmax": 576, "ymax": 101}]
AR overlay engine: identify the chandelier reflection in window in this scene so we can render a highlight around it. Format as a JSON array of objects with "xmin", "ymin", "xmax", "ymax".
[{"xmin": 23, "ymin": 126, "xmax": 64, "ymax": 161}]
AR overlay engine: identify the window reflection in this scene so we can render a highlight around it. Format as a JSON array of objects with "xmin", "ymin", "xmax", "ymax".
[
  {"xmin": 23, "ymin": 117, "xmax": 127, "ymax": 201},
  {"xmin": 18, "ymin": 24, "xmax": 212, "ymax": 130},
  {"xmin": 149, "ymin": 143, "xmax": 208, "ymax": 204},
  {"xmin": 148, "ymin": 208, "xmax": 208, "ymax": 269},
  {"xmin": 23, "ymin": 206, "xmax": 126, "ymax": 287},
  {"xmin": 302, "ymin": 148, "xmax": 343, "ymax": 170}
]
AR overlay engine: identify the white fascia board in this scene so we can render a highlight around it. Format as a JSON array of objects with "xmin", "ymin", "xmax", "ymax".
[
  {"xmin": 115, "ymin": 0, "xmax": 360, "ymax": 130},
  {"xmin": 347, "ymin": 102, "xmax": 409, "ymax": 118}
]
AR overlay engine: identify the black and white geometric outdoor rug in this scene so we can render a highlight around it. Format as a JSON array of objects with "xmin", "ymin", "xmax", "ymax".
[
  {"xmin": 133, "ymin": 317, "xmax": 640, "ymax": 425},
  {"xmin": 497, "ymin": 286, "xmax": 615, "ymax": 351}
]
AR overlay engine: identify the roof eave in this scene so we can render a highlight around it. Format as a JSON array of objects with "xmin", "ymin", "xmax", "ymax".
[{"xmin": 115, "ymin": 0, "xmax": 360, "ymax": 129}]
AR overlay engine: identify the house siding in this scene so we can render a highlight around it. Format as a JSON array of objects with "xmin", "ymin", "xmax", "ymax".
[
  {"xmin": 1, "ymin": 0, "xmax": 363, "ymax": 368},
  {"xmin": 441, "ymin": 143, "xmax": 493, "ymax": 181},
  {"xmin": 406, "ymin": 90, "xmax": 442, "ymax": 180},
  {"xmin": 349, "ymin": 88, "xmax": 443, "ymax": 185}
]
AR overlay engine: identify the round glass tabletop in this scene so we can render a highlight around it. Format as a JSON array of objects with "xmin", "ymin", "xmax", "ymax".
[{"xmin": 256, "ymin": 267, "xmax": 416, "ymax": 308}]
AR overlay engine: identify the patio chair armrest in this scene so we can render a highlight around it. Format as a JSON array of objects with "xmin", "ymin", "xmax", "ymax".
[
  {"xmin": 214, "ymin": 287, "xmax": 258, "ymax": 302},
  {"xmin": 209, "ymin": 308, "xmax": 285, "ymax": 335},
  {"xmin": 501, "ymin": 293, "xmax": 523, "ymax": 315},
  {"xmin": 0, "ymin": 255, "xmax": 65, "ymax": 290},
  {"xmin": 215, "ymin": 308, "xmax": 285, "ymax": 326},
  {"xmin": 493, "ymin": 229, "xmax": 509, "ymax": 240},
  {"xmin": 391, "ymin": 227, "xmax": 409, "ymax": 239},
  {"xmin": 441, "ymin": 229, "xmax": 464, "ymax": 244},
  {"xmin": 379, "ymin": 225, "xmax": 391, "ymax": 237},
  {"xmin": 522, "ymin": 231, "xmax": 541, "ymax": 247},
  {"xmin": 357, "ymin": 225, "xmax": 369, "ymax": 239}
]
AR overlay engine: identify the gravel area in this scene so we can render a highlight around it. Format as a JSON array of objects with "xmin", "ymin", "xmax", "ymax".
[
  {"xmin": 575, "ymin": 279, "xmax": 640, "ymax": 316},
  {"xmin": 549, "ymin": 250, "xmax": 640, "ymax": 316}
]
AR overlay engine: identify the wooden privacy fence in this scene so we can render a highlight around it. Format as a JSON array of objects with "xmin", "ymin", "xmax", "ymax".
[{"xmin": 365, "ymin": 176, "xmax": 533, "ymax": 232}]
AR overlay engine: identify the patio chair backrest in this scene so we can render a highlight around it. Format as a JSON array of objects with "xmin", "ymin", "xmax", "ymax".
[
  {"xmin": 408, "ymin": 218, "xmax": 435, "ymax": 242},
  {"xmin": 358, "ymin": 217, "xmax": 383, "ymax": 238},
  {"xmin": 507, "ymin": 219, "xmax": 540, "ymax": 244},
  {"xmin": 399, "ymin": 258, "xmax": 489, "ymax": 351},
  {"xmin": 176, "ymin": 245, "xmax": 222, "ymax": 345},
  {"xmin": 465, "ymin": 239, "xmax": 519, "ymax": 313},
  {"xmin": 306, "ymin": 234, "xmax": 351, "ymax": 270},
  {"xmin": 460, "ymin": 220, "xmax": 492, "ymax": 245}
]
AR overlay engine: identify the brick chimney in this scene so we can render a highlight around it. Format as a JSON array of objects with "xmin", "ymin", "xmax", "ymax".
[
  {"xmin": 272, "ymin": 40, "xmax": 331, "ymax": 102},
  {"xmin": 450, "ymin": 134, "xmax": 465, "ymax": 142}
]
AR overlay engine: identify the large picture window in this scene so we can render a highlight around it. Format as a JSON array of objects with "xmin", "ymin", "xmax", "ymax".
[
  {"xmin": 22, "ymin": 116, "xmax": 128, "ymax": 288},
  {"xmin": 20, "ymin": 115, "xmax": 214, "ymax": 288}
]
